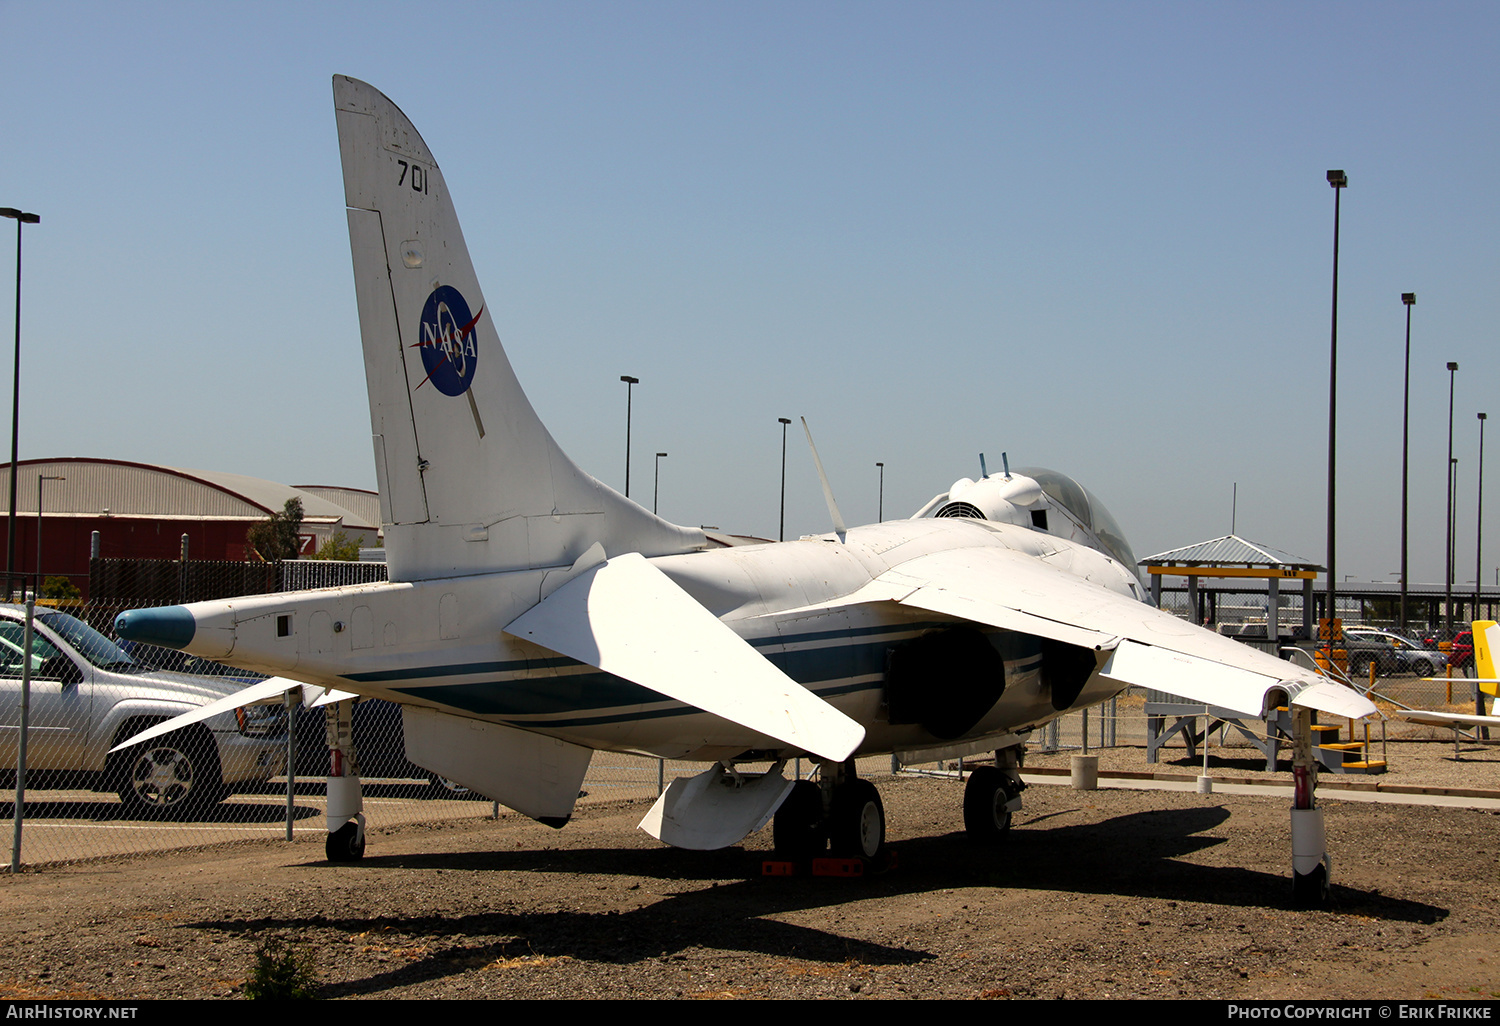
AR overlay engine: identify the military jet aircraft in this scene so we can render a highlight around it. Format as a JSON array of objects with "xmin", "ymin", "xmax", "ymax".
[{"xmin": 114, "ymin": 77, "xmax": 1375, "ymax": 901}]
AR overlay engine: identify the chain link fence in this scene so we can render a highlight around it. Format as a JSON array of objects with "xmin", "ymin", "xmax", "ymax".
[
  {"xmin": 1152, "ymin": 583, "xmax": 1492, "ymax": 741},
  {"xmin": 2, "ymin": 559, "xmax": 697, "ymax": 870},
  {"xmin": 5, "ymin": 565, "xmax": 1491, "ymax": 868}
]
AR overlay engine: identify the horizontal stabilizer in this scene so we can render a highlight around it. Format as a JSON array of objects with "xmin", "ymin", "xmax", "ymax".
[
  {"xmin": 504, "ymin": 553, "xmax": 865, "ymax": 762},
  {"xmin": 109, "ymin": 676, "xmax": 319, "ymax": 753}
]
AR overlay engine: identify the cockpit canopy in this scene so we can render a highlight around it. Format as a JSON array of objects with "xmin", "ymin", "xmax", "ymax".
[
  {"xmin": 1016, "ymin": 467, "xmax": 1139, "ymax": 574},
  {"xmin": 917, "ymin": 465, "xmax": 1140, "ymax": 579}
]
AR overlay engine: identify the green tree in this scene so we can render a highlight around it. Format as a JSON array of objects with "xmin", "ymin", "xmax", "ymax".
[
  {"xmin": 40, "ymin": 576, "xmax": 82, "ymax": 600},
  {"xmin": 313, "ymin": 530, "xmax": 362, "ymax": 561},
  {"xmin": 246, "ymin": 498, "xmax": 304, "ymax": 562}
]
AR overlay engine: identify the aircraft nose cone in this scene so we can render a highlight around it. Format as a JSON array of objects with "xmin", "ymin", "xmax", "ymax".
[{"xmin": 115, "ymin": 606, "xmax": 196, "ymax": 650}]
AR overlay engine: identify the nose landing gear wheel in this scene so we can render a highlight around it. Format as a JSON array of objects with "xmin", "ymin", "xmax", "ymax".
[{"xmin": 326, "ymin": 818, "xmax": 366, "ymax": 862}]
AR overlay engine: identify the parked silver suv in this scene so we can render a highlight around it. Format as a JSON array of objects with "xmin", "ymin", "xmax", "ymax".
[{"xmin": 0, "ymin": 606, "xmax": 285, "ymax": 818}]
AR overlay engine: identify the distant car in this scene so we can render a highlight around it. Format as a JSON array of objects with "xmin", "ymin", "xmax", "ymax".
[
  {"xmin": 126, "ymin": 639, "xmax": 472, "ymax": 797},
  {"xmin": 289, "ymin": 700, "xmax": 479, "ymax": 797},
  {"xmin": 0, "ymin": 607, "xmax": 286, "ymax": 818},
  {"xmin": 1450, "ymin": 630, "xmax": 1474, "ymax": 670},
  {"xmin": 1342, "ymin": 627, "xmax": 1448, "ymax": 678}
]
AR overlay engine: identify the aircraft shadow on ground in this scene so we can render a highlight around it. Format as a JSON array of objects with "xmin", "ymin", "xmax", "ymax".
[
  {"xmin": 181, "ymin": 803, "xmax": 1445, "ymax": 996},
  {"xmin": 335, "ymin": 803, "xmax": 1444, "ymax": 926}
]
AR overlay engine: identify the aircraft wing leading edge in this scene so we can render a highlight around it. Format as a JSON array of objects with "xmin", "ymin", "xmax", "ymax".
[{"xmin": 814, "ymin": 547, "xmax": 1377, "ymax": 722}]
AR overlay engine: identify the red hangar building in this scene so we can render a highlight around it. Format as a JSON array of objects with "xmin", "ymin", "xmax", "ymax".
[{"xmin": 0, "ymin": 458, "xmax": 381, "ymax": 596}]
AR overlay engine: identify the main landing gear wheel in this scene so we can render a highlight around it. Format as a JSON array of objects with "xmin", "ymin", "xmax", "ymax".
[
  {"xmin": 773, "ymin": 779, "xmax": 826, "ymax": 859},
  {"xmin": 963, "ymin": 766, "xmax": 1013, "ymax": 841},
  {"xmin": 326, "ymin": 819, "xmax": 366, "ymax": 862},
  {"xmin": 829, "ymin": 779, "xmax": 885, "ymax": 860}
]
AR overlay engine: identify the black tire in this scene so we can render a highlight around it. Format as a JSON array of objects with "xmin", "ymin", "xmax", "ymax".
[
  {"xmin": 772, "ymin": 779, "xmax": 826, "ymax": 859},
  {"xmin": 115, "ymin": 728, "xmax": 224, "ymax": 820},
  {"xmin": 963, "ymin": 766, "xmax": 1013, "ymax": 841},
  {"xmin": 1292, "ymin": 863, "xmax": 1329, "ymax": 909},
  {"xmin": 829, "ymin": 779, "xmax": 885, "ymax": 860},
  {"xmin": 1409, "ymin": 659, "xmax": 1434, "ymax": 677},
  {"xmin": 326, "ymin": 819, "xmax": 365, "ymax": 862}
]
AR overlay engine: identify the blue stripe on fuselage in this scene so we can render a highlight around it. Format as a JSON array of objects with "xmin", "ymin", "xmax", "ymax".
[{"xmin": 360, "ymin": 621, "xmax": 1044, "ymax": 727}]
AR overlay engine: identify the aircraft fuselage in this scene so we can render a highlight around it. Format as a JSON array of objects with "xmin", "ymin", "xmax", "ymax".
[{"xmin": 162, "ymin": 517, "xmax": 1136, "ymax": 762}]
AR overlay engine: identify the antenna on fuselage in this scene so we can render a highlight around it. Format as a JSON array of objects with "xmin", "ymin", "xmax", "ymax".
[
  {"xmin": 1001, "ymin": 452, "xmax": 1012, "ymax": 481},
  {"xmin": 800, "ymin": 417, "xmax": 847, "ymax": 541},
  {"xmin": 979, "ymin": 453, "xmax": 988, "ymax": 479}
]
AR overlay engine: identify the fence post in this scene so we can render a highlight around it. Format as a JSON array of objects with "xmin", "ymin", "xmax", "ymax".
[{"xmin": 9, "ymin": 599, "xmax": 34, "ymax": 872}]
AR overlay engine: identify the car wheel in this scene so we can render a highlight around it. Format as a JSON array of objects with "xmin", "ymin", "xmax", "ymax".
[
  {"xmin": 1410, "ymin": 659, "xmax": 1433, "ymax": 677},
  {"xmin": 115, "ymin": 729, "xmax": 224, "ymax": 819},
  {"xmin": 428, "ymin": 774, "xmax": 478, "ymax": 799}
]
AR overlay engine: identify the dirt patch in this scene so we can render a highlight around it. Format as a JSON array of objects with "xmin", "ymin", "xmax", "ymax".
[{"xmin": 1, "ymin": 763, "xmax": 1498, "ymax": 1000}]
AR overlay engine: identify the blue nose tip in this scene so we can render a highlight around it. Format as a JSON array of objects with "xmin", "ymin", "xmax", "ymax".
[{"xmin": 114, "ymin": 606, "xmax": 196, "ymax": 649}]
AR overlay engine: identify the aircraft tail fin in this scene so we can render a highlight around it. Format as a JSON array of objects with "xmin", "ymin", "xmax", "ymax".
[
  {"xmin": 334, "ymin": 76, "xmax": 704, "ymax": 581},
  {"xmin": 1473, "ymin": 620, "xmax": 1500, "ymax": 697}
]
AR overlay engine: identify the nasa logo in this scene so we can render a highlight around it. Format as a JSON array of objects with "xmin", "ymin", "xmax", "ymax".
[{"xmin": 412, "ymin": 285, "xmax": 482, "ymax": 396}]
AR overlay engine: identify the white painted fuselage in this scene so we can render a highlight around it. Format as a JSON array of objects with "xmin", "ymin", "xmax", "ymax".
[{"xmin": 169, "ymin": 516, "xmax": 1135, "ymax": 763}]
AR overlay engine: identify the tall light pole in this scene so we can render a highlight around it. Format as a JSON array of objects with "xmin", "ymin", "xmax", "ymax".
[
  {"xmin": 778, "ymin": 417, "xmax": 791, "ymax": 541},
  {"xmin": 1, "ymin": 208, "xmax": 39, "ymax": 602},
  {"xmin": 1477, "ymin": 413, "xmax": 1487, "ymax": 618},
  {"xmin": 1324, "ymin": 170, "xmax": 1346, "ymax": 652},
  {"xmin": 653, "ymin": 452, "xmax": 667, "ymax": 515},
  {"xmin": 876, "ymin": 462, "xmax": 885, "ymax": 522},
  {"xmin": 1400, "ymin": 292, "xmax": 1416, "ymax": 630},
  {"xmin": 620, "ymin": 375, "xmax": 638, "ymax": 498},
  {"xmin": 1446, "ymin": 361, "xmax": 1459, "ymax": 635},
  {"xmin": 35, "ymin": 475, "xmax": 62, "ymax": 594}
]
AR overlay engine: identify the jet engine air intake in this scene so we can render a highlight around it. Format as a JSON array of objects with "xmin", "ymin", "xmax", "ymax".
[
  {"xmin": 884, "ymin": 626, "xmax": 1006, "ymax": 739},
  {"xmin": 1041, "ymin": 637, "xmax": 1097, "ymax": 711}
]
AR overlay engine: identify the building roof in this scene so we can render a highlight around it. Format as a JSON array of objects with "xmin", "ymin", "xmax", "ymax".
[
  {"xmin": 293, "ymin": 486, "xmax": 381, "ymax": 533},
  {"xmin": 1139, "ymin": 534, "xmax": 1321, "ymax": 570},
  {"xmin": 0, "ymin": 458, "xmax": 378, "ymax": 531}
]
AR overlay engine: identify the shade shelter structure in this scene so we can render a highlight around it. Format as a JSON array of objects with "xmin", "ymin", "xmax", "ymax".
[{"xmin": 1141, "ymin": 535, "xmax": 1323, "ymax": 647}]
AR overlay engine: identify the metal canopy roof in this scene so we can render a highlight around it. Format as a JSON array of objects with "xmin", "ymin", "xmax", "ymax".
[{"xmin": 1140, "ymin": 534, "xmax": 1322, "ymax": 571}]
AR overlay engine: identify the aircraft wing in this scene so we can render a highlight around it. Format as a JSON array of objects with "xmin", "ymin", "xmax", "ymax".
[
  {"xmin": 839, "ymin": 547, "xmax": 1376, "ymax": 721},
  {"xmin": 1391, "ymin": 709, "xmax": 1500, "ymax": 730},
  {"xmin": 1423, "ymin": 676, "xmax": 1500, "ymax": 697},
  {"xmin": 504, "ymin": 552, "xmax": 866, "ymax": 762}
]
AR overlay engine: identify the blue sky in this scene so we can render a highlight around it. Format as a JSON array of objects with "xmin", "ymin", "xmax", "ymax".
[{"xmin": 2, "ymin": 1, "xmax": 1497, "ymax": 584}]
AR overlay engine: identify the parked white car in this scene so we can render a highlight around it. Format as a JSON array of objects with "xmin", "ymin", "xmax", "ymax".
[{"xmin": 0, "ymin": 606, "xmax": 285, "ymax": 818}]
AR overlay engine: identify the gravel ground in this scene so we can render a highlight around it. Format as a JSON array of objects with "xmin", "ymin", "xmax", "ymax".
[{"xmin": 1, "ymin": 738, "xmax": 1497, "ymax": 1001}]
